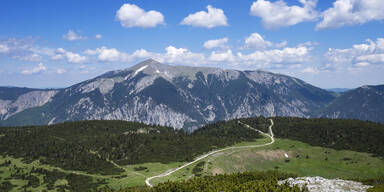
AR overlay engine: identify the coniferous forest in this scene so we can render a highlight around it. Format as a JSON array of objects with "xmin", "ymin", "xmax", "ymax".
[
  {"xmin": 1, "ymin": 117, "xmax": 384, "ymax": 191},
  {"xmin": 0, "ymin": 120, "xmax": 262, "ymax": 175},
  {"xmin": 115, "ymin": 171, "xmax": 308, "ymax": 192},
  {"xmin": 241, "ymin": 117, "xmax": 384, "ymax": 157}
]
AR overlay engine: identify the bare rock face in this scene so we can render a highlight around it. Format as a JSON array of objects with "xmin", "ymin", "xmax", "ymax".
[
  {"xmin": 0, "ymin": 90, "xmax": 58, "ymax": 120},
  {"xmin": 0, "ymin": 59, "xmax": 335, "ymax": 130},
  {"xmin": 279, "ymin": 177, "xmax": 372, "ymax": 192}
]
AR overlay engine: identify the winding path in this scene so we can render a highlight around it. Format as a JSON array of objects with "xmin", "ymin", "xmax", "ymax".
[{"xmin": 145, "ymin": 119, "xmax": 275, "ymax": 187}]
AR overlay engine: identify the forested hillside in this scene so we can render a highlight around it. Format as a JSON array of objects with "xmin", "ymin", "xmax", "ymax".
[
  {"xmin": 1, "ymin": 117, "xmax": 384, "ymax": 191},
  {"xmin": 320, "ymin": 85, "xmax": 384, "ymax": 123},
  {"xmin": 241, "ymin": 117, "xmax": 384, "ymax": 157},
  {"xmin": 0, "ymin": 120, "xmax": 261, "ymax": 175}
]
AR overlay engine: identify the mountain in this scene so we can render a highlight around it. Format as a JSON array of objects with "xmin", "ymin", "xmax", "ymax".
[
  {"xmin": 0, "ymin": 87, "xmax": 58, "ymax": 121},
  {"xmin": 0, "ymin": 59, "xmax": 336, "ymax": 130},
  {"xmin": 319, "ymin": 85, "xmax": 384, "ymax": 123},
  {"xmin": 326, "ymin": 88, "xmax": 350, "ymax": 93}
]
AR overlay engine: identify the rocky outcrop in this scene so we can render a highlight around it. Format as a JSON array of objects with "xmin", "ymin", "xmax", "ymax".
[{"xmin": 279, "ymin": 176, "xmax": 371, "ymax": 192}]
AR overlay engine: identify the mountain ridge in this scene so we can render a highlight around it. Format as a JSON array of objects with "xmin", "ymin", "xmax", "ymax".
[
  {"xmin": 319, "ymin": 84, "xmax": 384, "ymax": 123},
  {"xmin": 1, "ymin": 59, "xmax": 380, "ymax": 129}
]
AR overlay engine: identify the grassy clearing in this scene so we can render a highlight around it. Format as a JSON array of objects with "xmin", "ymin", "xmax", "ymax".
[
  {"xmin": 0, "ymin": 155, "xmax": 185, "ymax": 191},
  {"xmin": 1, "ymin": 136, "xmax": 383, "ymax": 191},
  {"xmin": 209, "ymin": 138, "xmax": 384, "ymax": 180},
  {"xmin": 150, "ymin": 137, "xmax": 384, "ymax": 185}
]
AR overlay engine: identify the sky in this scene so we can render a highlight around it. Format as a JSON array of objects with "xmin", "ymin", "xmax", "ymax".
[{"xmin": 0, "ymin": 0, "xmax": 383, "ymax": 89}]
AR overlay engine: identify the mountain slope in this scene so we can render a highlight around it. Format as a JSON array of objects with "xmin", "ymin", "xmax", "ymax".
[
  {"xmin": 0, "ymin": 87, "xmax": 58, "ymax": 121},
  {"xmin": 0, "ymin": 59, "xmax": 335, "ymax": 130},
  {"xmin": 319, "ymin": 85, "xmax": 384, "ymax": 123}
]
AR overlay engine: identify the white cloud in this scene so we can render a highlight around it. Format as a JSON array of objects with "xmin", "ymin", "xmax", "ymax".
[
  {"xmin": 0, "ymin": 38, "xmax": 49, "ymax": 62},
  {"xmin": 237, "ymin": 46, "xmax": 311, "ymax": 68},
  {"xmin": 181, "ymin": 5, "xmax": 228, "ymax": 28},
  {"xmin": 63, "ymin": 30, "xmax": 87, "ymax": 41},
  {"xmin": 250, "ymin": 0, "xmax": 318, "ymax": 29},
  {"xmin": 324, "ymin": 38, "xmax": 384, "ymax": 70},
  {"xmin": 377, "ymin": 38, "xmax": 384, "ymax": 51},
  {"xmin": 85, "ymin": 46, "xmax": 206, "ymax": 65},
  {"xmin": 301, "ymin": 66, "xmax": 319, "ymax": 73},
  {"xmin": 13, "ymin": 53, "xmax": 42, "ymax": 62},
  {"xmin": 95, "ymin": 34, "xmax": 102, "ymax": 39},
  {"xmin": 244, "ymin": 33, "xmax": 287, "ymax": 49},
  {"xmin": 356, "ymin": 54, "xmax": 384, "ymax": 64},
  {"xmin": 354, "ymin": 62, "xmax": 370, "ymax": 67},
  {"xmin": 161, "ymin": 46, "xmax": 206, "ymax": 65},
  {"xmin": 132, "ymin": 49, "xmax": 151, "ymax": 58},
  {"xmin": 98, "ymin": 48, "xmax": 121, "ymax": 62},
  {"xmin": 52, "ymin": 48, "xmax": 87, "ymax": 64},
  {"xmin": 0, "ymin": 44, "xmax": 9, "ymax": 53},
  {"xmin": 66, "ymin": 52, "xmax": 87, "ymax": 64},
  {"xmin": 203, "ymin": 37, "xmax": 228, "ymax": 49},
  {"xmin": 245, "ymin": 33, "xmax": 272, "ymax": 49},
  {"xmin": 82, "ymin": 37, "xmax": 312, "ymax": 70},
  {"xmin": 84, "ymin": 46, "xmax": 130, "ymax": 62},
  {"xmin": 209, "ymin": 50, "xmax": 235, "ymax": 62},
  {"xmin": 316, "ymin": 0, "xmax": 384, "ymax": 30},
  {"xmin": 56, "ymin": 68, "xmax": 66, "ymax": 74},
  {"xmin": 116, "ymin": 4, "xmax": 164, "ymax": 28},
  {"xmin": 21, "ymin": 63, "xmax": 47, "ymax": 75}
]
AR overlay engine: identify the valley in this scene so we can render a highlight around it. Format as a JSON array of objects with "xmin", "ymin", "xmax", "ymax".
[
  {"xmin": 1, "ymin": 117, "xmax": 384, "ymax": 191},
  {"xmin": 2, "ymin": 0, "xmax": 384, "ymax": 191}
]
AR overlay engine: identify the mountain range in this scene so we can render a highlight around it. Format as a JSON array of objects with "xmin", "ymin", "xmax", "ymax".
[
  {"xmin": 0, "ymin": 59, "xmax": 382, "ymax": 130},
  {"xmin": 320, "ymin": 85, "xmax": 384, "ymax": 123}
]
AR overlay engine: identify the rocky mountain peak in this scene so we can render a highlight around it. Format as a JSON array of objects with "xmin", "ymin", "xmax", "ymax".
[
  {"xmin": 0, "ymin": 60, "xmax": 338, "ymax": 130},
  {"xmin": 125, "ymin": 59, "xmax": 242, "ymax": 82}
]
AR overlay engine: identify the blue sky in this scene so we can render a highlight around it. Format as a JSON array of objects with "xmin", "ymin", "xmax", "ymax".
[{"xmin": 0, "ymin": 0, "xmax": 383, "ymax": 89}]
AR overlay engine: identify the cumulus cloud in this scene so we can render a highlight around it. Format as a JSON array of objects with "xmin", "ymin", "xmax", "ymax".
[
  {"xmin": 84, "ymin": 46, "xmax": 130, "ymax": 62},
  {"xmin": 356, "ymin": 54, "xmax": 384, "ymax": 64},
  {"xmin": 316, "ymin": 0, "xmax": 384, "ymax": 30},
  {"xmin": 301, "ymin": 66, "xmax": 319, "ymax": 73},
  {"xmin": 132, "ymin": 49, "xmax": 151, "ymax": 58},
  {"xmin": 250, "ymin": 0, "xmax": 318, "ymax": 29},
  {"xmin": 63, "ymin": 30, "xmax": 87, "ymax": 41},
  {"xmin": 0, "ymin": 44, "xmax": 9, "ymax": 53},
  {"xmin": 181, "ymin": 5, "xmax": 228, "ymax": 28},
  {"xmin": 82, "ymin": 32, "xmax": 312, "ymax": 70},
  {"xmin": 56, "ymin": 68, "xmax": 66, "ymax": 74},
  {"xmin": 85, "ymin": 45, "xmax": 206, "ymax": 65},
  {"xmin": 52, "ymin": 48, "xmax": 87, "ymax": 64},
  {"xmin": 21, "ymin": 63, "xmax": 47, "ymax": 75},
  {"xmin": 209, "ymin": 50, "xmax": 235, "ymax": 62},
  {"xmin": 203, "ymin": 37, "xmax": 228, "ymax": 49},
  {"xmin": 97, "ymin": 48, "xmax": 122, "ymax": 62},
  {"xmin": 116, "ymin": 4, "xmax": 164, "ymax": 28},
  {"xmin": 244, "ymin": 33, "xmax": 287, "ymax": 49},
  {"xmin": 237, "ymin": 46, "xmax": 311, "ymax": 68},
  {"xmin": 160, "ymin": 46, "xmax": 206, "ymax": 65},
  {"xmin": 95, "ymin": 34, "xmax": 102, "ymax": 39},
  {"xmin": 324, "ymin": 38, "xmax": 384, "ymax": 70}
]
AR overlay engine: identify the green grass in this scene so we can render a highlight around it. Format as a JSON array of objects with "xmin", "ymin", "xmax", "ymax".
[
  {"xmin": 209, "ymin": 138, "xmax": 384, "ymax": 180},
  {"xmin": 0, "ymin": 155, "xmax": 185, "ymax": 191},
  {"xmin": 1, "ymin": 137, "xmax": 383, "ymax": 191}
]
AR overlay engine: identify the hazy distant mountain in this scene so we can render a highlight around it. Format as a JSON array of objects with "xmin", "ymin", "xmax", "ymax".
[
  {"xmin": 0, "ymin": 59, "xmax": 336, "ymax": 130},
  {"xmin": 326, "ymin": 88, "xmax": 350, "ymax": 93},
  {"xmin": 320, "ymin": 85, "xmax": 384, "ymax": 124}
]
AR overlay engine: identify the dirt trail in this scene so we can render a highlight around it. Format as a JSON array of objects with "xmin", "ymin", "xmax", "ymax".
[{"xmin": 145, "ymin": 119, "xmax": 275, "ymax": 187}]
